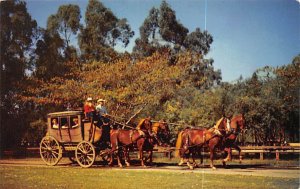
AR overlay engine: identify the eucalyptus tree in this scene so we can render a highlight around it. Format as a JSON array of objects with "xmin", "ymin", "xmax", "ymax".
[
  {"xmin": 184, "ymin": 28, "xmax": 213, "ymax": 55},
  {"xmin": 134, "ymin": 0, "xmax": 214, "ymax": 59},
  {"xmin": 47, "ymin": 4, "xmax": 81, "ymax": 48},
  {"xmin": 79, "ymin": 0, "xmax": 134, "ymax": 62},
  {"xmin": 0, "ymin": 0, "xmax": 37, "ymax": 91},
  {"xmin": 132, "ymin": 7, "xmax": 160, "ymax": 58},
  {"xmin": 33, "ymin": 31, "xmax": 65, "ymax": 79},
  {"xmin": 158, "ymin": 0, "xmax": 188, "ymax": 47},
  {"xmin": 0, "ymin": 0, "xmax": 38, "ymax": 150},
  {"xmin": 46, "ymin": 4, "xmax": 81, "ymax": 60},
  {"xmin": 133, "ymin": 1, "xmax": 189, "ymax": 58}
]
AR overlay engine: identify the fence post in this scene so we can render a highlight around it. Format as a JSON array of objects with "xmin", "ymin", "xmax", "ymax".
[
  {"xmin": 169, "ymin": 151, "xmax": 172, "ymax": 159},
  {"xmin": 275, "ymin": 150, "xmax": 280, "ymax": 161},
  {"xmin": 260, "ymin": 152, "xmax": 264, "ymax": 160}
]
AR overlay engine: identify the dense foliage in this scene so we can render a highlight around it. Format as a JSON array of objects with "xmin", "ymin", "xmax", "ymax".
[{"xmin": 0, "ymin": 0, "xmax": 299, "ymax": 152}]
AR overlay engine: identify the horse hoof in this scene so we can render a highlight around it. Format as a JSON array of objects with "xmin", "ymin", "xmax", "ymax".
[
  {"xmin": 222, "ymin": 161, "xmax": 226, "ymax": 167},
  {"xmin": 118, "ymin": 164, "xmax": 123, "ymax": 168},
  {"xmin": 211, "ymin": 166, "xmax": 216, "ymax": 170},
  {"xmin": 189, "ymin": 166, "xmax": 194, "ymax": 170}
]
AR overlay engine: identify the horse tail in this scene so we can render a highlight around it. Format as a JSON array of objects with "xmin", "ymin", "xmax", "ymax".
[{"xmin": 175, "ymin": 131, "xmax": 184, "ymax": 157}]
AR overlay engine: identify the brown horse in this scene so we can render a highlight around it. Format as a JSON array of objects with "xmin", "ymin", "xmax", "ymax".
[
  {"xmin": 175, "ymin": 117, "xmax": 229, "ymax": 169},
  {"xmin": 108, "ymin": 118, "xmax": 153, "ymax": 167},
  {"xmin": 143, "ymin": 120, "xmax": 170, "ymax": 164},
  {"xmin": 222, "ymin": 114, "xmax": 246, "ymax": 166},
  {"xmin": 152, "ymin": 120, "xmax": 170, "ymax": 145}
]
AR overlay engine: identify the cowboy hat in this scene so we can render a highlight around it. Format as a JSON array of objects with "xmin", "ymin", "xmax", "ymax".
[
  {"xmin": 97, "ymin": 98, "xmax": 106, "ymax": 103},
  {"xmin": 87, "ymin": 97, "xmax": 93, "ymax": 101}
]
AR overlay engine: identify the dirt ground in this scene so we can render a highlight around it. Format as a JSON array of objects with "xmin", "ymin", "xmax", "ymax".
[{"xmin": 0, "ymin": 158, "xmax": 299, "ymax": 179}]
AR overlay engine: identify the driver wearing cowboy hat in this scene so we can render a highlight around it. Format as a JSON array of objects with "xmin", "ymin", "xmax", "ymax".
[{"xmin": 96, "ymin": 98, "xmax": 108, "ymax": 117}]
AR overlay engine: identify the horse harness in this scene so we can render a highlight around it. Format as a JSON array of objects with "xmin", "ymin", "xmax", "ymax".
[{"xmin": 129, "ymin": 129, "xmax": 145, "ymax": 143}]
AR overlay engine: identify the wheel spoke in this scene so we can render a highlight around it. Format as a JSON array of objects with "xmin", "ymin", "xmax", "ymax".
[
  {"xmin": 41, "ymin": 146, "xmax": 48, "ymax": 151},
  {"xmin": 52, "ymin": 152, "xmax": 58, "ymax": 159},
  {"xmin": 44, "ymin": 152, "xmax": 49, "ymax": 160},
  {"xmin": 79, "ymin": 155, "xmax": 85, "ymax": 161},
  {"xmin": 87, "ymin": 156, "xmax": 93, "ymax": 162},
  {"xmin": 78, "ymin": 145, "xmax": 85, "ymax": 153},
  {"xmin": 42, "ymin": 141, "xmax": 49, "ymax": 148}
]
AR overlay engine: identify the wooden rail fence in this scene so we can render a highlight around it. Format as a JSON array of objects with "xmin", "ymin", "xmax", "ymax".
[
  {"xmin": 2, "ymin": 143, "xmax": 300, "ymax": 161},
  {"xmin": 154, "ymin": 143, "xmax": 300, "ymax": 160}
]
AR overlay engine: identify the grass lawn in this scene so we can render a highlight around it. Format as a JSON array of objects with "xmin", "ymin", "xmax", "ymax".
[{"xmin": 0, "ymin": 165, "xmax": 299, "ymax": 189}]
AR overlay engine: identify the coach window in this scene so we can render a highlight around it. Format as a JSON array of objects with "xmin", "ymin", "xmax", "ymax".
[
  {"xmin": 60, "ymin": 117, "xmax": 69, "ymax": 129},
  {"xmin": 51, "ymin": 118, "xmax": 59, "ymax": 129},
  {"xmin": 70, "ymin": 116, "xmax": 79, "ymax": 128}
]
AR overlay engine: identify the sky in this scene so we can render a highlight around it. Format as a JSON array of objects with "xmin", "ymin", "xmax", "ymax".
[{"xmin": 26, "ymin": 0, "xmax": 300, "ymax": 82}]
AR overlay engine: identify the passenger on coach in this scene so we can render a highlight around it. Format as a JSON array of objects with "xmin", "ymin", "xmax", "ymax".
[
  {"xmin": 84, "ymin": 97, "xmax": 95, "ymax": 121},
  {"xmin": 52, "ymin": 119, "xmax": 59, "ymax": 129},
  {"xmin": 72, "ymin": 118, "xmax": 79, "ymax": 128}
]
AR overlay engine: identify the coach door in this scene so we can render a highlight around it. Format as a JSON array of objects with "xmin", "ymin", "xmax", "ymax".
[{"xmin": 59, "ymin": 116, "xmax": 71, "ymax": 142}]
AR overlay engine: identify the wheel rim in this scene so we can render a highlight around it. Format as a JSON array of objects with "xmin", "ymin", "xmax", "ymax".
[
  {"xmin": 40, "ymin": 136, "xmax": 62, "ymax": 166},
  {"xmin": 75, "ymin": 141, "xmax": 95, "ymax": 168}
]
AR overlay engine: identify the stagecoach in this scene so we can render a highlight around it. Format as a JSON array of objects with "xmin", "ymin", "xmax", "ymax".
[{"xmin": 39, "ymin": 111, "xmax": 110, "ymax": 168}]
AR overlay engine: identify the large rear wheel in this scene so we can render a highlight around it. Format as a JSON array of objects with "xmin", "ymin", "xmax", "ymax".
[
  {"xmin": 40, "ymin": 136, "xmax": 62, "ymax": 166},
  {"xmin": 75, "ymin": 141, "xmax": 96, "ymax": 168}
]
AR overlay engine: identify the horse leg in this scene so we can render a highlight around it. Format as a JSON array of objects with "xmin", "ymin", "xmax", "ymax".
[
  {"xmin": 117, "ymin": 148, "xmax": 123, "ymax": 168},
  {"xmin": 137, "ymin": 139, "xmax": 146, "ymax": 167},
  {"xmin": 185, "ymin": 151, "xmax": 194, "ymax": 170},
  {"xmin": 222, "ymin": 147, "xmax": 232, "ymax": 167},
  {"xmin": 191, "ymin": 148, "xmax": 196, "ymax": 167},
  {"xmin": 108, "ymin": 143, "xmax": 116, "ymax": 166},
  {"xmin": 209, "ymin": 146, "xmax": 216, "ymax": 170},
  {"xmin": 191, "ymin": 147, "xmax": 203, "ymax": 167},
  {"xmin": 148, "ymin": 150, "xmax": 153, "ymax": 166},
  {"xmin": 108, "ymin": 151, "xmax": 114, "ymax": 166},
  {"xmin": 139, "ymin": 148, "xmax": 146, "ymax": 167},
  {"xmin": 233, "ymin": 144, "xmax": 242, "ymax": 164},
  {"xmin": 124, "ymin": 147, "xmax": 131, "ymax": 167},
  {"xmin": 191, "ymin": 148, "xmax": 198, "ymax": 168},
  {"xmin": 196, "ymin": 147, "xmax": 204, "ymax": 168},
  {"xmin": 178, "ymin": 147, "xmax": 186, "ymax": 166},
  {"xmin": 178, "ymin": 157, "xmax": 185, "ymax": 166},
  {"xmin": 222, "ymin": 149, "xmax": 228, "ymax": 167},
  {"xmin": 200, "ymin": 150, "xmax": 204, "ymax": 167}
]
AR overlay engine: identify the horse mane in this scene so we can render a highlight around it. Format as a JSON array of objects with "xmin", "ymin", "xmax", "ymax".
[
  {"xmin": 152, "ymin": 122, "xmax": 159, "ymax": 133},
  {"xmin": 214, "ymin": 117, "xmax": 224, "ymax": 129},
  {"xmin": 136, "ymin": 118, "xmax": 146, "ymax": 130},
  {"xmin": 230, "ymin": 114, "xmax": 243, "ymax": 129}
]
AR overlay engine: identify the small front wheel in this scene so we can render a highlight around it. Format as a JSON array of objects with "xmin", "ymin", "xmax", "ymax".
[{"xmin": 75, "ymin": 141, "xmax": 95, "ymax": 168}]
